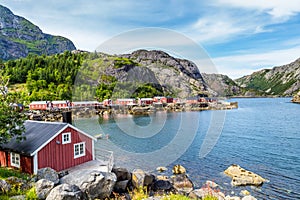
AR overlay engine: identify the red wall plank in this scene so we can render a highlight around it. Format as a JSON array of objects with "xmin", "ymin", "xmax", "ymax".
[{"xmin": 37, "ymin": 127, "xmax": 93, "ymax": 172}]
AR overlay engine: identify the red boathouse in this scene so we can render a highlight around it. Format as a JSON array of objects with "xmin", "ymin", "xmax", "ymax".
[{"xmin": 0, "ymin": 120, "xmax": 96, "ymax": 174}]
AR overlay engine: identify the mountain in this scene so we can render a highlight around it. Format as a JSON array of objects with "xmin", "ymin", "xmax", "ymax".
[
  {"xmin": 0, "ymin": 5, "xmax": 76, "ymax": 60},
  {"xmin": 201, "ymin": 73, "xmax": 242, "ymax": 97},
  {"xmin": 75, "ymin": 50, "xmax": 213, "ymax": 99},
  {"xmin": 235, "ymin": 58, "xmax": 300, "ymax": 96}
]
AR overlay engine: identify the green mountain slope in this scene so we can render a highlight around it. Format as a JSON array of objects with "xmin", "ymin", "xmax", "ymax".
[
  {"xmin": 235, "ymin": 58, "xmax": 300, "ymax": 96},
  {"xmin": 0, "ymin": 5, "xmax": 76, "ymax": 60}
]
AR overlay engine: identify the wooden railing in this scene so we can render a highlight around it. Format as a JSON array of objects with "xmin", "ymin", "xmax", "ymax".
[{"xmin": 95, "ymin": 147, "xmax": 114, "ymax": 172}]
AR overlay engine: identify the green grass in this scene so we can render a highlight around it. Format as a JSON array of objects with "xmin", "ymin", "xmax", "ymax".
[{"xmin": 0, "ymin": 167, "xmax": 30, "ymax": 180}]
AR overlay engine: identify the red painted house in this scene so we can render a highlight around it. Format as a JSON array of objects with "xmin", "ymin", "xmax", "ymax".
[{"xmin": 0, "ymin": 120, "xmax": 96, "ymax": 174}]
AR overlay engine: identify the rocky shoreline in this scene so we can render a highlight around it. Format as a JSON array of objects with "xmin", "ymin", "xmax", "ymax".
[
  {"xmin": 291, "ymin": 91, "xmax": 300, "ymax": 103},
  {"xmin": 25, "ymin": 101, "xmax": 238, "ymax": 122},
  {"xmin": 0, "ymin": 164, "xmax": 265, "ymax": 200}
]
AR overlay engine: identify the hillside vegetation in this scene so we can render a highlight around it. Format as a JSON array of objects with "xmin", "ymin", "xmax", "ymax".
[
  {"xmin": 235, "ymin": 58, "xmax": 300, "ymax": 96},
  {"xmin": 0, "ymin": 5, "xmax": 75, "ymax": 60},
  {"xmin": 2, "ymin": 50, "xmax": 210, "ymax": 103}
]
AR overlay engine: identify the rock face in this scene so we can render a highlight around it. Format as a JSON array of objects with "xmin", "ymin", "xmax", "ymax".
[
  {"xmin": 0, "ymin": 5, "xmax": 76, "ymax": 60},
  {"xmin": 235, "ymin": 58, "xmax": 300, "ymax": 96},
  {"xmin": 292, "ymin": 91, "xmax": 300, "ymax": 103},
  {"xmin": 45, "ymin": 184, "xmax": 87, "ymax": 200},
  {"xmin": 60, "ymin": 169, "xmax": 116, "ymax": 199},
  {"xmin": 37, "ymin": 168, "xmax": 59, "ymax": 185},
  {"xmin": 127, "ymin": 50, "xmax": 211, "ymax": 98},
  {"xmin": 224, "ymin": 165, "xmax": 266, "ymax": 186},
  {"xmin": 202, "ymin": 73, "xmax": 242, "ymax": 97},
  {"xmin": 35, "ymin": 179, "xmax": 55, "ymax": 199}
]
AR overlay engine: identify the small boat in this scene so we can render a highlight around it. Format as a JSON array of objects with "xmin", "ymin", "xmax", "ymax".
[{"xmin": 94, "ymin": 133, "xmax": 109, "ymax": 139}]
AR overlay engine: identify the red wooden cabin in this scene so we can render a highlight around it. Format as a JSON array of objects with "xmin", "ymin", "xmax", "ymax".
[{"xmin": 0, "ymin": 120, "xmax": 96, "ymax": 174}]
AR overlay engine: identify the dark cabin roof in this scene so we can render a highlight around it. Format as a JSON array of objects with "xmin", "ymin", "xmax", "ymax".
[{"xmin": 1, "ymin": 121, "xmax": 68, "ymax": 155}]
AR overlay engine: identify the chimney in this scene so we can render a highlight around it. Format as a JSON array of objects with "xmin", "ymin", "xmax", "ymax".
[{"xmin": 62, "ymin": 111, "xmax": 72, "ymax": 124}]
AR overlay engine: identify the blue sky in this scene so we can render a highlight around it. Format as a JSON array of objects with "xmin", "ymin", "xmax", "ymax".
[{"xmin": 1, "ymin": 0, "xmax": 300, "ymax": 78}]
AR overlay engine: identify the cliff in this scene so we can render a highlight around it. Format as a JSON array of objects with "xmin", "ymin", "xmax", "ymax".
[
  {"xmin": 235, "ymin": 58, "xmax": 300, "ymax": 96},
  {"xmin": 0, "ymin": 5, "xmax": 76, "ymax": 60}
]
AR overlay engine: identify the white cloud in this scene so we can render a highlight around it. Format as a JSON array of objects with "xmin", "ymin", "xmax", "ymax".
[
  {"xmin": 216, "ymin": 0, "xmax": 300, "ymax": 20},
  {"xmin": 212, "ymin": 46, "xmax": 300, "ymax": 79}
]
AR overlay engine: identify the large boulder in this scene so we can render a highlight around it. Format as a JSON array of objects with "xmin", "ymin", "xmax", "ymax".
[
  {"xmin": 132, "ymin": 169, "xmax": 146, "ymax": 188},
  {"xmin": 35, "ymin": 179, "xmax": 55, "ymax": 199},
  {"xmin": 224, "ymin": 165, "xmax": 266, "ymax": 186},
  {"xmin": 113, "ymin": 180, "xmax": 129, "ymax": 193},
  {"xmin": 37, "ymin": 168, "xmax": 59, "ymax": 185},
  {"xmin": 170, "ymin": 174, "xmax": 193, "ymax": 194},
  {"xmin": 60, "ymin": 170, "xmax": 116, "ymax": 199},
  {"xmin": 46, "ymin": 184, "xmax": 87, "ymax": 200},
  {"xmin": 112, "ymin": 167, "xmax": 131, "ymax": 181},
  {"xmin": 153, "ymin": 180, "xmax": 173, "ymax": 191},
  {"xmin": 189, "ymin": 188, "xmax": 225, "ymax": 200}
]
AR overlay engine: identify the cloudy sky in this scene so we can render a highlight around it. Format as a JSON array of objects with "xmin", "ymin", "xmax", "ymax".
[{"xmin": 1, "ymin": 0, "xmax": 300, "ymax": 78}]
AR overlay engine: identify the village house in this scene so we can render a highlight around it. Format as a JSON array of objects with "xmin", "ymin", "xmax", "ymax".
[
  {"xmin": 115, "ymin": 98, "xmax": 137, "ymax": 106},
  {"xmin": 0, "ymin": 120, "xmax": 96, "ymax": 174},
  {"xmin": 139, "ymin": 98, "xmax": 154, "ymax": 106}
]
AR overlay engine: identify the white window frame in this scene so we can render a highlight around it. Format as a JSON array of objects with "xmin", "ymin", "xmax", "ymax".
[
  {"xmin": 74, "ymin": 142, "xmax": 85, "ymax": 158},
  {"xmin": 10, "ymin": 152, "xmax": 20, "ymax": 168},
  {"xmin": 62, "ymin": 132, "xmax": 71, "ymax": 144}
]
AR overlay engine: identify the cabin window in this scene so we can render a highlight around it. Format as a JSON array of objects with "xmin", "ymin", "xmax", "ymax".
[
  {"xmin": 62, "ymin": 132, "xmax": 71, "ymax": 144},
  {"xmin": 74, "ymin": 142, "xmax": 85, "ymax": 158},
  {"xmin": 10, "ymin": 152, "xmax": 20, "ymax": 168}
]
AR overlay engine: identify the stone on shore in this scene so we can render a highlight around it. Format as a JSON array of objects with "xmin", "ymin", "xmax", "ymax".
[
  {"xmin": 112, "ymin": 167, "xmax": 131, "ymax": 181},
  {"xmin": 241, "ymin": 195, "xmax": 257, "ymax": 200},
  {"xmin": 224, "ymin": 164, "xmax": 266, "ymax": 186},
  {"xmin": 189, "ymin": 188, "xmax": 225, "ymax": 200},
  {"xmin": 35, "ymin": 179, "xmax": 55, "ymax": 199},
  {"xmin": 172, "ymin": 165, "xmax": 186, "ymax": 175},
  {"xmin": 46, "ymin": 184, "xmax": 87, "ymax": 200},
  {"xmin": 156, "ymin": 166, "xmax": 167, "ymax": 172},
  {"xmin": 60, "ymin": 170, "xmax": 116, "ymax": 199},
  {"xmin": 132, "ymin": 169, "xmax": 146, "ymax": 188},
  {"xmin": 37, "ymin": 168, "xmax": 59, "ymax": 185},
  {"xmin": 170, "ymin": 174, "xmax": 194, "ymax": 194}
]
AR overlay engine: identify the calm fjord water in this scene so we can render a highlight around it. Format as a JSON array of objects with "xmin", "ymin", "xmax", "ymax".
[{"xmin": 74, "ymin": 98, "xmax": 300, "ymax": 199}]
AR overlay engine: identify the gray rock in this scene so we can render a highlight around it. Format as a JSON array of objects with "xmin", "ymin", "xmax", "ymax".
[
  {"xmin": 60, "ymin": 170, "xmax": 116, "ymax": 199},
  {"xmin": 46, "ymin": 184, "xmax": 86, "ymax": 200},
  {"xmin": 0, "ymin": 179, "xmax": 11, "ymax": 193},
  {"xmin": 170, "ymin": 174, "xmax": 194, "ymax": 194},
  {"xmin": 132, "ymin": 169, "xmax": 146, "ymax": 188},
  {"xmin": 241, "ymin": 195, "xmax": 257, "ymax": 200},
  {"xmin": 112, "ymin": 167, "xmax": 131, "ymax": 181},
  {"xmin": 144, "ymin": 173, "xmax": 155, "ymax": 186},
  {"xmin": 35, "ymin": 179, "xmax": 55, "ymax": 199},
  {"xmin": 9, "ymin": 195, "xmax": 26, "ymax": 200},
  {"xmin": 37, "ymin": 168, "xmax": 59, "ymax": 185},
  {"xmin": 153, "ymin": 180, "xmax": 173, "ymax": 191},
  {"xmin": 114, "ymin": 180, "xmax": 129, "ymax": 193},
  {"xmin": 189, "ymin": 188, "xmax": 225, "ymax": 200}
]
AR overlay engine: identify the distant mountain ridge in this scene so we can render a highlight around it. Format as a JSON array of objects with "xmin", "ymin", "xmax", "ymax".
[
  {"xmin": 235, "ymin": 58, "xmax": 300, "ymax": 96},
  {"xmin": 0, "ymin": 5, "xmax": 76, "ymax": 60}
]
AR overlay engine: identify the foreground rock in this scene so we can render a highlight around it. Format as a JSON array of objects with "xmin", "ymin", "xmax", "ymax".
[
  {"xmin": 37, "ymin": 168, "xmax": 59, "ymax": 185},
  {"xmin": 46, "ymin": 184, "xmax": 87, "ymax": 200},
  {"xmin": 189, "ymin": 188, "xmax": 225, "ymax": 200},
  {"xmin": 60, "ymin": 169, "xmax": 116, "ymax": 199},
  {"xmin": 224, "ymin": 165, "xmax": 266, "ymax": 186},
  {"xmin": 35, "ymin": 179, "xmax": 55, "ymax": 199},
  {"xmin": 170, "ymin": 174, "xmax": 194, "ymax": 194}
]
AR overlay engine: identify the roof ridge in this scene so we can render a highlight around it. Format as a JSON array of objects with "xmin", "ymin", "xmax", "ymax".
[{"xmin": 26, "ymin": 120, "xmax": 67, "ymax": 125}]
